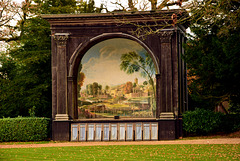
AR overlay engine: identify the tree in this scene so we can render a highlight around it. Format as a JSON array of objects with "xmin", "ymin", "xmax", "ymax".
[
  {"xmin": 120, "ymin": 51, "xmax": 156, "ymax": 114},
  {"xmin": 124, "ymin": 81, "xmax": 133, "ymax": 94},
  {"xmin": 183, "ymin": 0, "xmax": 240, "ymax": 112},
  {"xmin": 92, "ymin": 82, "xmax": 99, "ymax": 97},
  {"xmin": 0, "ymin": 0, "xmax": 17, "ymax": 40},
  {"xmin": 0, "ymin": 0, "xmax": 31, "ymax": 42},
  {"xmin": 105, "ymin": 85, "xmax": 110, "ymax": 92},
  {"xmin": 0, "ymin": 17, "xmax": 52, "ymax": 117},
  {"xmin": 86, "ymin": 84, "xmax": 93, "ymax": 95},
  {"xmin": 120, "ymin": 51, "xmax": 156, "ymax": 97},
  {"xmin": 0, "ymin": 0, "xmax": 104, "ymax": 118},
  {"xmin": 77, "ymin": 72, "xmax": 85, "ymax": 98}
]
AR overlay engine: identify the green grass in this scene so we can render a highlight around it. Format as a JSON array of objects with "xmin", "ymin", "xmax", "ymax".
[
  {"xmin": 1, "ymin": 144, "xmax": 239, "ymax": 160},
  {"xmin": 0, "ymin": 141, "xmax": 61, "ymax": 145}
]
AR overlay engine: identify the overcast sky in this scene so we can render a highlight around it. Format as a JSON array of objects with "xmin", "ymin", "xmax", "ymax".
[
  {"xmin": 81, "ymin": 38, "xmax": 153, "ymax": 89},
  {"xmin": 13, "ymin": 0, "xmax": 153, "ymax": 12}
]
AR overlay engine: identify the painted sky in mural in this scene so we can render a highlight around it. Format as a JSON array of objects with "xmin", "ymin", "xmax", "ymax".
[
  {"xmin": 78, "ymin": 38, "xmax": 156, "ymax": 119},
  {"xmin": 81, "ymin": 38, "xmax": 149, "ymax": 89}
]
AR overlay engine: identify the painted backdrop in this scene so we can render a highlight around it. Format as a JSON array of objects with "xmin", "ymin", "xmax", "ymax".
[{"xmin": 77, "ymin": 38, "xmax": 156, "ymax": 119}]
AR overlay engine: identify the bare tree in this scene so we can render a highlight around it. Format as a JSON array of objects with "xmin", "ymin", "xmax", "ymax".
[{"xmin": 0, "ymin": 0, "xmax": 33, "ymax": 42}]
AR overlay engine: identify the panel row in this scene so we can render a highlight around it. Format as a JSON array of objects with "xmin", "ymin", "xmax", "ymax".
[{"xmin": 71, "ymin": 122, "xmax": 158, "ymax": 141}]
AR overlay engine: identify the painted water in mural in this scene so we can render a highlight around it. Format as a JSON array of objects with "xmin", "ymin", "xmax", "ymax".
[{"xmin": 77, "ymin": 38, "xmax": 156, "ymax": 119}]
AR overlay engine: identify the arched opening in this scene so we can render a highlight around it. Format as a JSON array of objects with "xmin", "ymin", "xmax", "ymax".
[
  {"xmin": 44, "ymin": 11, "xmax": 188, "ymax": 141},
  {"xmin": 76, "ymin": 38, "xmax": 158, "ymax": 119}
]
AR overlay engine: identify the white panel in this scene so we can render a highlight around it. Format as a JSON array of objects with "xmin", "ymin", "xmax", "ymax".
[
  {"xmin": 95, "ymin": 124, "xmax": 102, "ymax": 141},
  {"xmin": 126, "ymin": 124, "xmax": 133, "ymax": 140},
  {"xmin": 88, "ymin": 124, "xmax": 94, "ymax": 141},
  {"xmin": 143, "ymin": 123, "xmax": 150, "ymax": 140},
  {"xmin": 119, "ymin": 124, "xmax": 125, "ymax": 141},
  {"xmin": 135, "ymin": 123, "xmax": 142, "ymax": 140},
  {"xmin": 71, "ymin": 124, "xmax": 78, "ymax": 141},
  {"xmin": 79, "ymin": 124, "xmax": 86, "ymax": 141},
  {"xmin": 151, "ymin": 123, "xmax": 158, "ymax": 140},
  {"xmin": 110, "ymin": 124, "xmax": 117, "ymax": 140},
  {"xmin": 103, "ymin": 124, "xmax": 109, "ymax": 141}
]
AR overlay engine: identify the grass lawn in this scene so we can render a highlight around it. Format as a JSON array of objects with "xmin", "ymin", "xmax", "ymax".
[{"xmin": 0, "ymin": 144, "xmax": 239, "ymax": 160}]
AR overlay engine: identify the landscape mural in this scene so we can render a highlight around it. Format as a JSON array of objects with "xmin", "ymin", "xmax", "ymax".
[{"xmin": 77, "ymin": 38, "xmax": 156, "ymax": 119}]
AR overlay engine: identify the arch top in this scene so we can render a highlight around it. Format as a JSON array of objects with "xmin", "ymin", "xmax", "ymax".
[{"xmin": 69, "ymin": 32, "xmax": 160, "ymax": 77}]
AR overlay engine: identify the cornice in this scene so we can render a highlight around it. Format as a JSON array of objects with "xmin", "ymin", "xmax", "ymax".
[{"xmin": 41, "ymin": 9, "xmax": 189, "ymax": 29}]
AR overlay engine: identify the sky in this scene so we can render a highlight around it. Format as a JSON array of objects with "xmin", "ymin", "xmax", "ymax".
[
  {"xmin": 12, "ymin": 0, "xmax": 153, "ymax": 12},
  {"xmin": 80, "ymin": 38, "xmax": 153, "ymax": 89}
]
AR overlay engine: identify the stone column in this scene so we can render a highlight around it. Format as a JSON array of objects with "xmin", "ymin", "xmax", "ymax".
[
  {"xmin": 159, "ymin": 31, "xmax": 175, "ymax": 119},
  {"xmin": 53, "ymin": 33, "xmax": 70, "ymax": 120}
]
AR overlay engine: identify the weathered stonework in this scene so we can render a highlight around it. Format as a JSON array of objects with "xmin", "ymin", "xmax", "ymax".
[
  {"xmin": 159, "ymin": 31, "xmax": 174, "ymax": 43},
  {"xmin": 42, "ymin": 10, "xmax": 188, "ymax": 141}
]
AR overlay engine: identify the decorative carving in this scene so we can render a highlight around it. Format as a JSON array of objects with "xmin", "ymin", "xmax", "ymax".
[
  {"xmin": 159, "ymin": 31, "xmax": 173, "ymax": 43},
  {"xmin": 53, "ymin": 33, "xmax": 70, "ymax": 46}
]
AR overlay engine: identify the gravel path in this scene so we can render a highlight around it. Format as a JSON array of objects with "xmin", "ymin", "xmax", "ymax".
[{"xmin": 1, "ymin": 138, "xmax": 240, "ymax": 149}]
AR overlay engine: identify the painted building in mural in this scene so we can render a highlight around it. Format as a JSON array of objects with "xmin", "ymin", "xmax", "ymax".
[{"xmin": 77, "ymin": 38, "xmax": 156, "ymax": 119}]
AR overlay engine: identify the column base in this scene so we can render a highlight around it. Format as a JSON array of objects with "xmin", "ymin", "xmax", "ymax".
[
  {"xmin": 55, "ymin": 114, "xmax": 69, "ymax": 120},
  {"xmin": 159, "ymin": 112, "xmax": 175, "ymax": 119}
]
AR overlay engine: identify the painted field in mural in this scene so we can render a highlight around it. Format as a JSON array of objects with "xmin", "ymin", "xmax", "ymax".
[{"xmin": 77, "ymin": 38, "xmax": 156, "ymax": 119}]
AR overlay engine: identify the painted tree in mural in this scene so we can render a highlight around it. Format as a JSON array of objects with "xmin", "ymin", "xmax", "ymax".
[
  {"xmin": 120, "ymin": 52, "xmax": 156, "ymax": 97},
  {"xmin": 77, "ymin": 72, "xmax": 85, "ymax": 98},
  {"xmin": 120, "ymin": 51, "xmax": 156, "ymax": 113},
  {"xmin": 118, "ymin": 0, "xmax": 240, "ymax": 113},
  {"xmin": 124, "ymin": 82, "xmax": 133, "ymax": 94},
  {"xmin": 85, "ymin": 82, "xmax": 103, "ymax": 97},
  {"xmin": 92, "ymin": 82, "xmax": 99, "ymax": 97},
  {"xmin": 105, "ymin": 85, "xmax": 110, "ymax": 94}
]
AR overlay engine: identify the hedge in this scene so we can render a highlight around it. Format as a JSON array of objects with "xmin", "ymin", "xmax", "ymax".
[
  {"xmin": 220, "ymin": 114, "xmax": 240, "ymax": 133},
  {"xmin": 0, "ymin": 117, "xmax": 50, "ymax": 142},
  {"xmin": 183, "ymin": 108, "xmax": 240, "ymax": 135}
]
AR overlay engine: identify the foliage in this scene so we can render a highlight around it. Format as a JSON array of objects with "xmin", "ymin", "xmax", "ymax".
[
  {"xmin": 34, "ymin": 0, "xmax": 104, "ymax": 14},
  {"xmin": 0, "ymin": 117, "xmax": 50, "ymax": 142},
  {"xmin": 77, "ymin": 70, "xmax": 85, "ymax": 98},
  {"xmin": 0, "ymin": 0, "xmax": 104, "ymax": 118},
  {"xmin": 183, "ymin": 108, "xmax": 223, "ymax": 135},
  {"xmin": 120, "ymin": 51, "xmax": 156, "ymax": 114},
  {"xmin": 0, "ymin": 0, "xmax": 22, "ymax": 41},
  {"xmin": 184, "ymin": 0, "xmax": 240, "ymax": 111},
  {"xmin": 183, "ymin": 108, "xmax": 240, "ymax": 135},
  {"xmin": 220, "ymin": 114, "xmax": 240, "ymax": 133},
  {"xmin": 0, "ymin": 17, "xmax": 52, "ymax": 118},
  {"xmin": 1, "ymin": 144, "xmax": 239, "ymax": 160},
  {"xmin": 33, "ymin": 0, "xmax": 77, "ymax": 14},
  {"xmin": 124, "ymin": 81, "xmax": 133, "ymax": 94},
  {"xmin": 120, "ymin": 51, "xmax": 156, "ymax": 97},
  {"xmin": 86, "ymin": 82, "xmax": 103, "ymax": 97}
]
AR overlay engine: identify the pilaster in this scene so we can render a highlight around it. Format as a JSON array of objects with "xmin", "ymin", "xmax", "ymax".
[
  {"xmin": 159, "ymin": 31, "xmax": 175, "ymax": 119},
  {"xmin": 54, "ymin": 33, "xmax": 70, "ymax": 121}
]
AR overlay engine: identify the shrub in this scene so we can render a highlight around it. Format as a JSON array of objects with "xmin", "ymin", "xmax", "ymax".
[
  {"xmin": 183, "ymin": 108, "xmax": 223, "ymax": 135},
  {"xmin": 220, "ymin": 114, "xmax": 240, "ymax": 133},
  {"xmin": 0, "ymin": 117, "xmax": 50, "ymax": 142}
]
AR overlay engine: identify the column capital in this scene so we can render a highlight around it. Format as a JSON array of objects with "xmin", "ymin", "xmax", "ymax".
[
  {"xmin": 53, "ymin": 33, "xmax": 70, "ymax": 46},
  {"xmin": 159, "ymin": 31, "xmax": 174, "ymax": 43}
]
